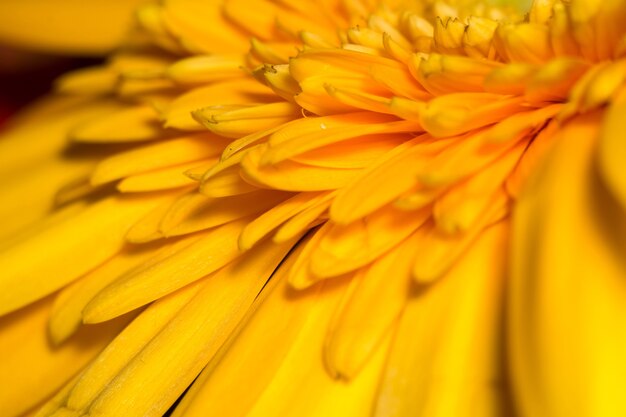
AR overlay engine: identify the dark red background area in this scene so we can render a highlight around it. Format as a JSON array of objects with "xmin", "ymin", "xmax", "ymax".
[{"xmin": 0, "ymin": 46, "xmax": 101, "ymax": 126}]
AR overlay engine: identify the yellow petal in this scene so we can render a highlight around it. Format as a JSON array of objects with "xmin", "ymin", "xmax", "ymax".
[
  {"xmin": 83, "ymin": 220, "xmax": 247, "ymax": 323},
  {"xmin": 417, "ymin": 128, "xmax": 521, "ymax": 188},
  {"xmin": 239, "ymin": 191, "xmax": 333, "ymax": 250},
  {"xmin": 598, "ymin": 91, "xmax": 626, "ymax": 210},
  {"xmin": 418, "ymin": 93, "xmax": 526, "ymax": 138},
  {"xmin": 262, "ymin": 114, "xmax": 416, "ymax": 165},
  {"xmin": 289, "ymin": 49, "xmax": 400, "ymax": 115},
  {"xmin": 91, "ymin": 135, "xmax": 229, "ymax": 185},
  {"xmin": 158, "ymin": 189, "xmax": 291, "ymax": 237},
  {"xmin": 496, "ymin": 23, "xmax": 554, "ymax": 64},
  {"xmin": 463, "ymin": 16, "xmax": 498, "ymax": 59},
  {"xmin": 433, "ymin": 17, "xmax": 465, "ymax": 54},
  {"xmin": 382, "ymin": 32, "xmax": 413, "ymax": 64},
  {"xmin": 196, "ymin": 165, "xmax": 258, "ymax": 197},
  {"xmin": 54, "ymin": 67, "xmax": 118, "ymax": 96},
  {"xmin": 249, "ymin": 39, "xmax": 299, "ymax": 65},
  {"xmin": 292, "ymin": 133, "xmax": 406, "ymax": 169},
  {"xmin": 524, "ymin": 57, "xmax": 590, "ymax": 103},
  {"xmin": 34, "ymin": 375, "xmax": 81, "ymax": 417},
  {"xmin": 370, "ymin": 59, "xmax": 430, "ymax": 100},
  {"xmin": 506, "ymin": 119, "xmax": 561, "ymax": 198},
  {"xmin": 166, "ymin": 55, "xmax": 246, "ymax": 85},
  {"xmin": 63, "ymin": 236, "xmax": 294, "ymax": 417},
  {"xmin": 294, "ymin": 86, "xmax": 358, "ymax": 115},
  {"xmin": 483, "ymin": 63, "xmax": 537, "ymax": 95},
  {"xmin": 0, "ymin": 96, "xmax": 120, "ymax": 177},
  {"xmin": 0, "ymin": 194, "xmax": 171, "ymax": 316},
  {"xmin": 373, "ymin": 221, "xmax": 511, "ymax": 417},
  {"xmin": 346, "ymin": 26, "xmax": 385, "ymax": 51},
  {"xmin": 48, "ymin": 242, "xmax": 168, "ymax": 343},
  {"xmin": 273, "ymin": 197, "xmax": 331, "ymax": 244},
  {"xmin": 413, "ymin": 191, "xmax": 508, "ymax": 283},
  {"xmin": 510, "ymin": 111, "xmax": 626, "ymax": 417},
  {"xmin": 125, "ymin": 190, "xmax": 193, "ymax": 243},
  {"xmin": 257, "ymin": 64, "xmax": 302, "ymax": 103},
  {"xmin": 549, "ymin": 2, "xmax": 580, "ymax": 57},
  {"xmin": 169, "ymin": 240, "xmax": 317, "ymax": 417},
  {"xmin": 486, "ymin": 103, "xmax": 562, "ymax": 143},
  {"xmin": 241, "ymin": 144, "xmax": 362, "ymax": 191},
  {"xmin": 223, "ymin": 0, "xmax": 284, "ymax": 41},
  {"xmin": 414, "ymin": 53, "xmax": 503, "ymax": 95},
  {"xmin": 330, "ymin": 136, "xmax": 440, "ymax": 224},
  {"xmin": 324, "ymin": 84, "xmax": 393, "ymax": 113},
  {"xmin": 244, "ymin": 279, "xmax": 390, "ymax": 417},
  {"xmin": 432, "ymin": 142, "xmax": 525, "ymax": 234},
  {"xmin": 161, "ymin": 0, "xmax": 250, "ymax": 54},
  {"xmin": 369, "ymin": 14, "xmax": 413, "ymax": 51},
  {"xmin": 324, "ymin": 232, "xmax": 418, "ymax": 379},
  {"xmin": 0, "ymin": 0, "xmax": 145, "ymax": 55},
  {"xmin": 0, "ymin": 157, "xmax": 96, "ymax": 242},
  {"xmin": 70, "ymin": 106, "xmax": 168, "ymax": 143},
  {"xmin": 0, "ymin": 201, "xmax": 83, "ymax": 256},
  {"xmin": 0, "ymin": 296, "xmax": 130, "ymax": 417},
  {"xmin": 132, "ymin": 21, "xmax": 185, "ymax": 57},
  {"xmin": 43, "ymin": 281, "xmax": 206, "ymax": 417},
  {"xmin": 308, "ymin": 204, "xmax": 430, "ymax": 279},
  {"xmin": 117, "ymin": 161, "xmax": 202, "ymax": 192},
  {"xmin": 568, "ymin": 0, "xmax": 626, "ymax": 61},
  {"xmin": 176, "ymin": 261, "xmax": 388, "ymax": 417},
  {"xmin": 579, "ymin": 60, "xmax": 626, "ymax": 113},
  {"xmin": 193, "ymin": 102, "xmax": 300, "ymax": 138},
  {"xmin": 162, "ymin": 79, "xmax": 275, "ymax": 130}
]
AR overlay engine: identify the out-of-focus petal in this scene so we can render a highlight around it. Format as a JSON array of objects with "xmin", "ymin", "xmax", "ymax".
[
  {"xmin": 0, "ymin": 0, "xmax": 146, "ymax": 55},
  {"xmin": 509, "ymin": 111, "xmax": 626, "ymax": 417}
]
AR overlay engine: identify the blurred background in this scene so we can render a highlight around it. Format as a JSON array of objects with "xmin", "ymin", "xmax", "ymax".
[
  {"xmin": 0, "ymin": 47, "xmax": 102, "ymax": 125},
  {"xmin": 0, "ymin": 0, "xmax": 146, "ymax": 125}
]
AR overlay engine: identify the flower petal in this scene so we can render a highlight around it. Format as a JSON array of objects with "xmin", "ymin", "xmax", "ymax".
[
  {"xmin": 510, "ymin": 111, "xmax": 626, "ymax": 417},
  {"xmin": 0, "ymin": 0, "xmax": 145, "ymax": 55},
  {"xmin": 373, "ymin": 221, "xmax": 511, "ymax": 417}
]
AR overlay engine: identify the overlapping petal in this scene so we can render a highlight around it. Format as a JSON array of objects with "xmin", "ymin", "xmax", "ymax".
[{"xmin": 1, "ymin": 0, "xmax": 625, "ymax": 416}]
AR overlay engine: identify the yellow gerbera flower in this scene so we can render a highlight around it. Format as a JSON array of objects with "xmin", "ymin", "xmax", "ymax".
[{"xmin": 1, "ymin": 0, "xmax": 625, "ymax": 416}]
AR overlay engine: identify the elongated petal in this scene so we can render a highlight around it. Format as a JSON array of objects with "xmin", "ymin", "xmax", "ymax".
[
  {"xmin": 597, "ymin": 91, "xmax": 626, "ymax": 210},
  {"xmin": 309, "ymin": 205, "xmax": 430, "ymax": 278},
  {"xmin": 49, "ymin": 242, "xmax": 171, "ymax": 343},
  {"xmin": 83, "ymin": 220, "xmax": 246, "ymax": 323},
  {"xmin": 91, "ymin": 135, "xmax": 229, "ymax": 185},
  {"xmin": 71, "ymin": 106, "xmax": 168, "ymax": 143},
  {"xmin": 0, "ymin": 0, "xmax": 145, "ymax": 55},
  {"xmin": 510, "ymin": 111, "xmax": 626, "ymax": 417},
  {"xmin": 239, "ymin": 191, "xmax": 332, "ymax": 250},
  {"xmin": 0, "ymin": 157, "xmax": 96, "ymax": 242},
  {"xmin": 0, "ymin": 194, "xmax": 172, "ymax": 316},
  {"xmin": 162, "ymin": 0, "xmax": 250, "ymax": 54},
  {"xmin": 169, "ymin": 241, "xmax": 315, "ymax": 417},
  {"xmin": 41, "ymin": 281, "xmax": 206, "ymax": 417},
  {"xmin": 117, "ymin": 161, "xmax": 201, "ymax": 192},
  {"xmin": 0, "ymin": 96, "xmax": 120, "ymax": 177},
  {"xmin": 158, "ymin": 189, "xmax": 291, "ymax": 237},
  {"xmin": 241, "ymin": 145, "xmax": 362, "ymax": 191},
  {"xmin": 330, "ymin": 136, "xmax": 439, "ymax": 224},
  {"xmin": 162, "ymin": 79, "xmax": 275, "ymax": 130},
  {"xmin": 374, "ymin": 221, "xmax": 510, "ymax": 417},
  {"xmin": 63, "ymin": 237, "xmax": 293, "ymax": 417},
  {"xmin": 0, "ymin": 296, "xmax": 130, "ymax": 417},
  {"xmin": 174, "ymin": 265, "xmax": 388, "ymax": 417},
  {"xmin": 323, "ymin": 232, "xmax": 418, "ymax": 379},
  {"xmin": 193, "ymin": 102, "xmax": 301, "ymax": 138}
]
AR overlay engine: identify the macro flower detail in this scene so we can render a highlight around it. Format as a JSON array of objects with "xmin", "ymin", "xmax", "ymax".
[{"xmin": 1, "ymin": 0, "xmax": 626, "ymax": 416}]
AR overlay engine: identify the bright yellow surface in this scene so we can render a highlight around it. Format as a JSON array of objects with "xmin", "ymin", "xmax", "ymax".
[{"xmin": 0, "ymin": 0, "xmax": 146, "ymax": 55}]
